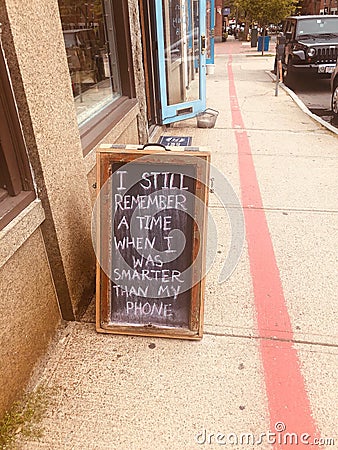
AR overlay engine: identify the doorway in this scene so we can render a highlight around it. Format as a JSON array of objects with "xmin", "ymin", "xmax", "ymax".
[{"xmin": 140, "ymin": 0, "xmax": 207, "ymax": 126}]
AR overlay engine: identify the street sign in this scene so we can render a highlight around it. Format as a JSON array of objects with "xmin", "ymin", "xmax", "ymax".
[{"xmin": 158, "ymin": 136, "xmax": 192, "ymax": 146}]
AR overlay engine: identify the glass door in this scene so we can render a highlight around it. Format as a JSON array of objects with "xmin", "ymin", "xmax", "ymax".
[
  {"xmin": 155, "ymin": 0, "xmax": 206, "ymax": 125},
  {"xmin": 206, "ymin": 0, "xmax": 215, "ymax": 65}
]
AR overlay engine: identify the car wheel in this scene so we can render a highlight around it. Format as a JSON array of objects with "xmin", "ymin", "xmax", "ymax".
[
  {"xmin": 283, "ymin": 59, "xmax": 295, "ymax": 88},
  {"xmin": 332, "ymin": 82, "xmax": 338, "ymax": 118}
]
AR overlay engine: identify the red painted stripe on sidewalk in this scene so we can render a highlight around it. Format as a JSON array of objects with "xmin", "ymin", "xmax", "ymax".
[{"xmin": 226, "ymin": 53, "xmax": 319, "ymax": 448}]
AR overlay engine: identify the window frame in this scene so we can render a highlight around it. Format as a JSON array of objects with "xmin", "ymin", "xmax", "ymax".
[
  {"xmin": 59, "ymin": 0, "xmax": 137, "ymax": 156},
  {"xmin": 0, "ymin": 45, "xmax": 35, "ymax": 231}
]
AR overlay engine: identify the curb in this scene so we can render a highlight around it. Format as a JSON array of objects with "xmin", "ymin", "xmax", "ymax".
[{"xmin": 266, "ymin": 71, "xmax": 338, "ymax": 136}]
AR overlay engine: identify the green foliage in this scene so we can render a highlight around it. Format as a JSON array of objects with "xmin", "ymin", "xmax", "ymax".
[
  {"xmin": 0, "ymin": 386, "xmax": 52, "ymax": 449},
  {"xmin": 234, "ymin": 0, "xmax": 297, "ymax": 26}
]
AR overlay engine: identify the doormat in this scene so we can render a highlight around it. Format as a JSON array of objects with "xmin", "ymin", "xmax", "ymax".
[{"xmin": 158, "ymin": 136, "xmax": 192, "ymax": 147}]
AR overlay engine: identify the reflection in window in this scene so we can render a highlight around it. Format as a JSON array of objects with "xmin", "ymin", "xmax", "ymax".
[
  {"xmin": 297, "ymin": 17, "xmax": 338, "ymax": 36},
  {"xmin": 206, "ymin": 0, "xmax": 211, "ymax": 59},
  {"xmin": 168, "ymin": 0, "xmax": 182, "ymax": 63},
  {"xmin": 162, "ymin": 0, "xmax": 201, "ymax": 106},
  {"xmin": 58, "ymin": 0, "xmax": 121, "ymax": 125}
]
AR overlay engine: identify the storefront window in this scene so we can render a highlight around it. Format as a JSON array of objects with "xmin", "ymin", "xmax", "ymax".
[
  {"xmin": 0, "ymin": 47, "xmax": 35, "ymax": 230},
  {"xmin": 58, "ymin": 0, "xmax": 121, "ymax": 126}
]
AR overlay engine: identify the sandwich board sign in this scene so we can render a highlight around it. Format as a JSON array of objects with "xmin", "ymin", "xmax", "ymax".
[{"xmin": 95, "ymin": 144, "xmax": 210, "ymax": 339}]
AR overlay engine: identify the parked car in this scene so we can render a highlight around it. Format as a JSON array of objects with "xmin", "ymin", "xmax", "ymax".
[
  {"xmin": 279, "ymin": 15, "xmax": 338, "ymax": 87},
  {"xmin": 331, "ymin": 62, "xmax": 338, "ymax": 118}
]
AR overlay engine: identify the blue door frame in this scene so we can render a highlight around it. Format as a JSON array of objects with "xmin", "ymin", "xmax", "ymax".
[
  {"xmin": 206, "ymin": 0, "xmax": 215, "ymax": 65},
  {"xmin": 155, "ymin": 0, "xmax": 206, "ymax": 125}
]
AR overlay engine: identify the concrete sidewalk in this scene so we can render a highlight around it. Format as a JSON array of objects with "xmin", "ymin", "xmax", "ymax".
[{"xmin": 21, "ymin": 38, "xmax": 338, "ymax": 449}]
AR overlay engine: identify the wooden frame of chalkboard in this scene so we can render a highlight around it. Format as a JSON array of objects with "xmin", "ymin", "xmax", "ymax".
[{"xmin": 95, "ymin": 144, "xmax": 210, "ymax": 339}]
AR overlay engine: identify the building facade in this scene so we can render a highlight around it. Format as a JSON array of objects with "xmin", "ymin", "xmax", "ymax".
[
  {"xmin": 319, "ymin": 0, "xmax": 338, "ymax": 14},
  {"xmin": 0, "ymin": 0, "xmax": 213, "ymax": 416},
  {"xmin": 0, "ymin": 0, "xmax": 148, "ymax": 416},
  {"xmin": 301, "ymin": 0, "xmax": 338, "ymax": 14}
]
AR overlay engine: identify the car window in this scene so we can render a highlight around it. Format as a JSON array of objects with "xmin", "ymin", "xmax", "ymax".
[
  {"xmin": 283, "ymin": 20, "xmax": 290, "ymax": 33},
  {"xmin": 284, "ymin": 20, "xmax": 295, "ymax": 40},
  {"xmin": 297, "ymin": 18, "xmax": 338, "ymax": 36}
]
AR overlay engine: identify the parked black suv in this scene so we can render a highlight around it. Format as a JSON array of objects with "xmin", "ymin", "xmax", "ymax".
[{"xmin": 280, "ymin": 15, "xmax": 338, "ymax": 87}]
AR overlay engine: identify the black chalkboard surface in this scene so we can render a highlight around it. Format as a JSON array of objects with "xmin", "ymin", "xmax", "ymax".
[{"xmin": 96, "ymin": 144, "xmax": 210, "ymax": 339}]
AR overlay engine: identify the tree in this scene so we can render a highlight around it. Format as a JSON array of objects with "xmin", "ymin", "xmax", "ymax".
[
  {"xmin": 235, "ymin": 0, "xmax": 297, "ymax": 26},
  {"xmin": 234, "ymin": 0, "xmax": 297, "ymax": 52}
]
